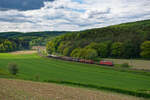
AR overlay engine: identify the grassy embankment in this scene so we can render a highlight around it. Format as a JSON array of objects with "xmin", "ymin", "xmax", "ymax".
[{"xmin": 0, "ymin": 78, "xmax": 145, "ymax": 100}]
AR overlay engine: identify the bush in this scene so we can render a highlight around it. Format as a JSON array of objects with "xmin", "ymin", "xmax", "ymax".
[
  {"xmin": 34, "ymin": 74, "xmax": 40, "ymax": 81},
  {"xmin": 121, "ymin": 63, "xmax": 130, "ymax": 68},
  {"xmin": 8, "ymin": 62, "xmax": 19, "ymax": 75}
]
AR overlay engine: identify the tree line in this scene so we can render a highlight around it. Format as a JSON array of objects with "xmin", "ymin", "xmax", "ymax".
[
  {"xmin": 0, "ymin": 31, "xmax": 66, "ymax": 47},
  {"xmin": 0, "ymin": 38, "xmax": 29, "ymax": 52},
  {"xmin": 46, "ymin": 19, "xmax": 150, "ymax": 59},
  {"xmin": 0, "ymin": 31, "xmax": 66, "ymax": 52}
]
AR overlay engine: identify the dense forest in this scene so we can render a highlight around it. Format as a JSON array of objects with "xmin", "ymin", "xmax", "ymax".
[
  {"xmin": 0, "ymin": 31, "xmax": 66, "ymax": 52},
  {"xmin": 46, "ymin": 19, "xmax": 150, "ymax": 59}
]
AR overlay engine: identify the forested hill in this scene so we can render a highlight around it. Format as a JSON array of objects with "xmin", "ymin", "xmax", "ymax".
[
  {"xmin": 0, "ymin": 31, "xmax": 68, "ymax": 52},
  {"xmin": 0, "ymin": 31, "xmax": 67, "ymax": 39},
  {"xmin": 46, "ymin": 19, "xmax": 150, "ymax": 59}
]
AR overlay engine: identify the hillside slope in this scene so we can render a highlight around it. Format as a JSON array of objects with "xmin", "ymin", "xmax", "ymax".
[
  {"xmin": 47, "ymin": 19, "xmax": 150, "ymax": 59},
  {"xmin": 0, "ymin": 31, "xmax": 67, "ymax": 39},
  {"xmin": 0, "ymin": 53, "xmax": 150, "ymax": 98}
]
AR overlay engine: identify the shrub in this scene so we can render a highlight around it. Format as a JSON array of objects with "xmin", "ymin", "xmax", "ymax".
[
  {"xmin": 34, "ymin": 74, "xmax": 40, "ymax": 81},
  {"xmin": 8, "ymin": 62, "xmax": 19, "ymax": 75},
  {"xmin": 121, "ymin": 63, "xmax": 130, "ymax": 68}
]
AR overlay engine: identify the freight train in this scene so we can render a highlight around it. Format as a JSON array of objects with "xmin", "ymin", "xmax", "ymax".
[{"xmin": 47, "ymin": 55, "xmax": 114, "ymax": 66}]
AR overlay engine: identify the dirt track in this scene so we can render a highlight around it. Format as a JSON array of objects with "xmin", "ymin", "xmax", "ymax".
[
  {"xmin": 0, "ymin": 78, "xmax": 145, "ymax": 100},
  {"xmin": 10, "ymin": 50, "xmax": 37, "ymax": 55}
]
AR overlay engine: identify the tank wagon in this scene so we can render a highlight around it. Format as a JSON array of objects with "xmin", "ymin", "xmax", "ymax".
[{"xmin": 47, "ymin": 55, "xmax": 114, "ymax": 66}]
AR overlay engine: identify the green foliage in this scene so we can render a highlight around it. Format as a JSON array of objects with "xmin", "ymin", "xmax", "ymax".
[
  {"xmin": 86, "ymin": 42, "xmax": 111, "ymax": 57},
  {"xmin": 63, "ymin": 46, "xmax": 74, "ymax": 56},
  {"xmin": 46, "ymin": 19, "xmax": 150, "ymax": 59},
  {"xmin": 140, "ymin": 41, "xmax": 150, "ymax": 59},
  {"xmin": 85, "ymin": 42, "xmax": 99, "ymax": 50},
  {"xmin": 0, "ymin": 40, "xmax": 17, "ymax": 52},
  {"xmin": 71, "ymin": 48, "xmax": 81, "ymax": 58},
  {"xmin": 122, "ymin": 41, "xmax": 140, "ymax": 58},
  {"xmin": 4, "ymin": 40, "xmax": 16, "ymax": 51},
  {"xmin": 30, "ymin": 37, "xmax": 46, "ymax": 46},
  {"xmin": 83, "ymin": 48, "xmax": 98, "ymax": 59},
  {"xmin": 111, "ymin": 42, "xmax": 123, "ymax": 58},
  {"xmin": 46, "ymin": 41, "xmax": 55, "ymax": 54},
  {"xmin": 58, "ymin": 41, "xmax": 72, "ymax": 54},
  {"xmin": 97, "ymin": 42, "xmax": 110, "ymax": 57},
  {"xmin": 8, "ymin": 62, "xmax": 19, "ymax": 75},
  {"xmin": 0, "ymin": 44, "xmax": 5, "ymax": 52},
  {"xmin": 0, "ymin": 31, "xmax": 66, "ymax": 52},
  {"xmin": 58, "ymin": 41, "xmax": 66, "ymax": 54},
  {"xmin": 71, "ymin": 48, "xmax": 98, "ymax": 59}
]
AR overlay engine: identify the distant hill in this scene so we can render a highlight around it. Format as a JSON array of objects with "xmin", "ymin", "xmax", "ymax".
[
  {"xmin": 0, "ymin": 31, "xmax": 67, "ymax": 39},
  {"xmin": 63, "ymin": 19, "xmax": 150, "ymax": 44},
  {"xmin": 0, "ymin": 31, "xmax": 68, "ymax": 45},
  {"xmin": 0, "ymin": 31, "xmax": 68, "ymax": 52},
  {"xmin": 47, "ymin": 19, "xmax": 150, "ymax": 59}
]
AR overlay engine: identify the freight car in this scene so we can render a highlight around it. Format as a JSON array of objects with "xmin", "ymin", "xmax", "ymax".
[
  {"xmin": 85, "ymin": 60, "xmax": 94, "ymax": 64},
  {"xmin": 61, "ymin": 56, "xmax": 73, "ymax": 61}
]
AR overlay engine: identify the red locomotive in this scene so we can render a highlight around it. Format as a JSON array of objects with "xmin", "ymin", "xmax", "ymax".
[{"xmin": 99, "ymin": 60, "xmax": 114, "ymax": 66}]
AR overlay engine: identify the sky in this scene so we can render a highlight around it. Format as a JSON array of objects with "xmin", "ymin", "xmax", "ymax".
[{"xmin": 0, "ymin": 0, "xmax": 150, "ymax": 32}]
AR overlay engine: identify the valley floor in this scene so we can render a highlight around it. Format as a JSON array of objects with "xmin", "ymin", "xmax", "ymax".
[{"xmin": 0, "ymin": 78, "xmax": 145, "ymax": 100}]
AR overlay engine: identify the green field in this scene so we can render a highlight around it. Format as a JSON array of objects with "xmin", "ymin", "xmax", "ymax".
[{"xmin": 0, "ymin": 53, "xmax": 150, "ymax": 98}]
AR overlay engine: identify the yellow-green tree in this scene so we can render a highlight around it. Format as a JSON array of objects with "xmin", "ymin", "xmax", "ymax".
[
  {"xmin": 46, "ymin": 41, "xmax": 55, "ymax": 54},
  {"xmin": 111, "ymin": 42, "xmax": 123, "ymax": 58},
  {"xmin": 140, "ymin": 41, "xmax": 150, "ymax": 58},
  {"xmin": 71, "ymin": 48, "xmax": 98, "ymax": 59}
]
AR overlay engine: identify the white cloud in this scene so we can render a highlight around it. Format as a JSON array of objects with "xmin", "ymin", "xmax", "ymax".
[{"xmin": 0, "ymin": 0, "xmax": 150, "ymax": 32}]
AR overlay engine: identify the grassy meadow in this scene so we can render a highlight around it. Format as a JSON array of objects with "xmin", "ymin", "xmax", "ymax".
[{"xmin": 0, "ymin": 53, "xmax": 150, "ymax": 98}]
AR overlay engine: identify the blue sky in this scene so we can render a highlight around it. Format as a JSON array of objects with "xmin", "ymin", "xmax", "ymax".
[{"xmin": 0, "ymin": 0, "xmax": 150, "ymax": 32}]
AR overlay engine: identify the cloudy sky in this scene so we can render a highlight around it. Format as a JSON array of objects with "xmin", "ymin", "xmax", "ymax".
[{"xmin": 0, "ymin": 0, "xmax": 150, "ymax": 32}]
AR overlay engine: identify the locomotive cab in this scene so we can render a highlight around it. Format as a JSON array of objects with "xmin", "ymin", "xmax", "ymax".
[{"xmin": 99, "ymin": 60, "xmax": 114, "ymax": 66}]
